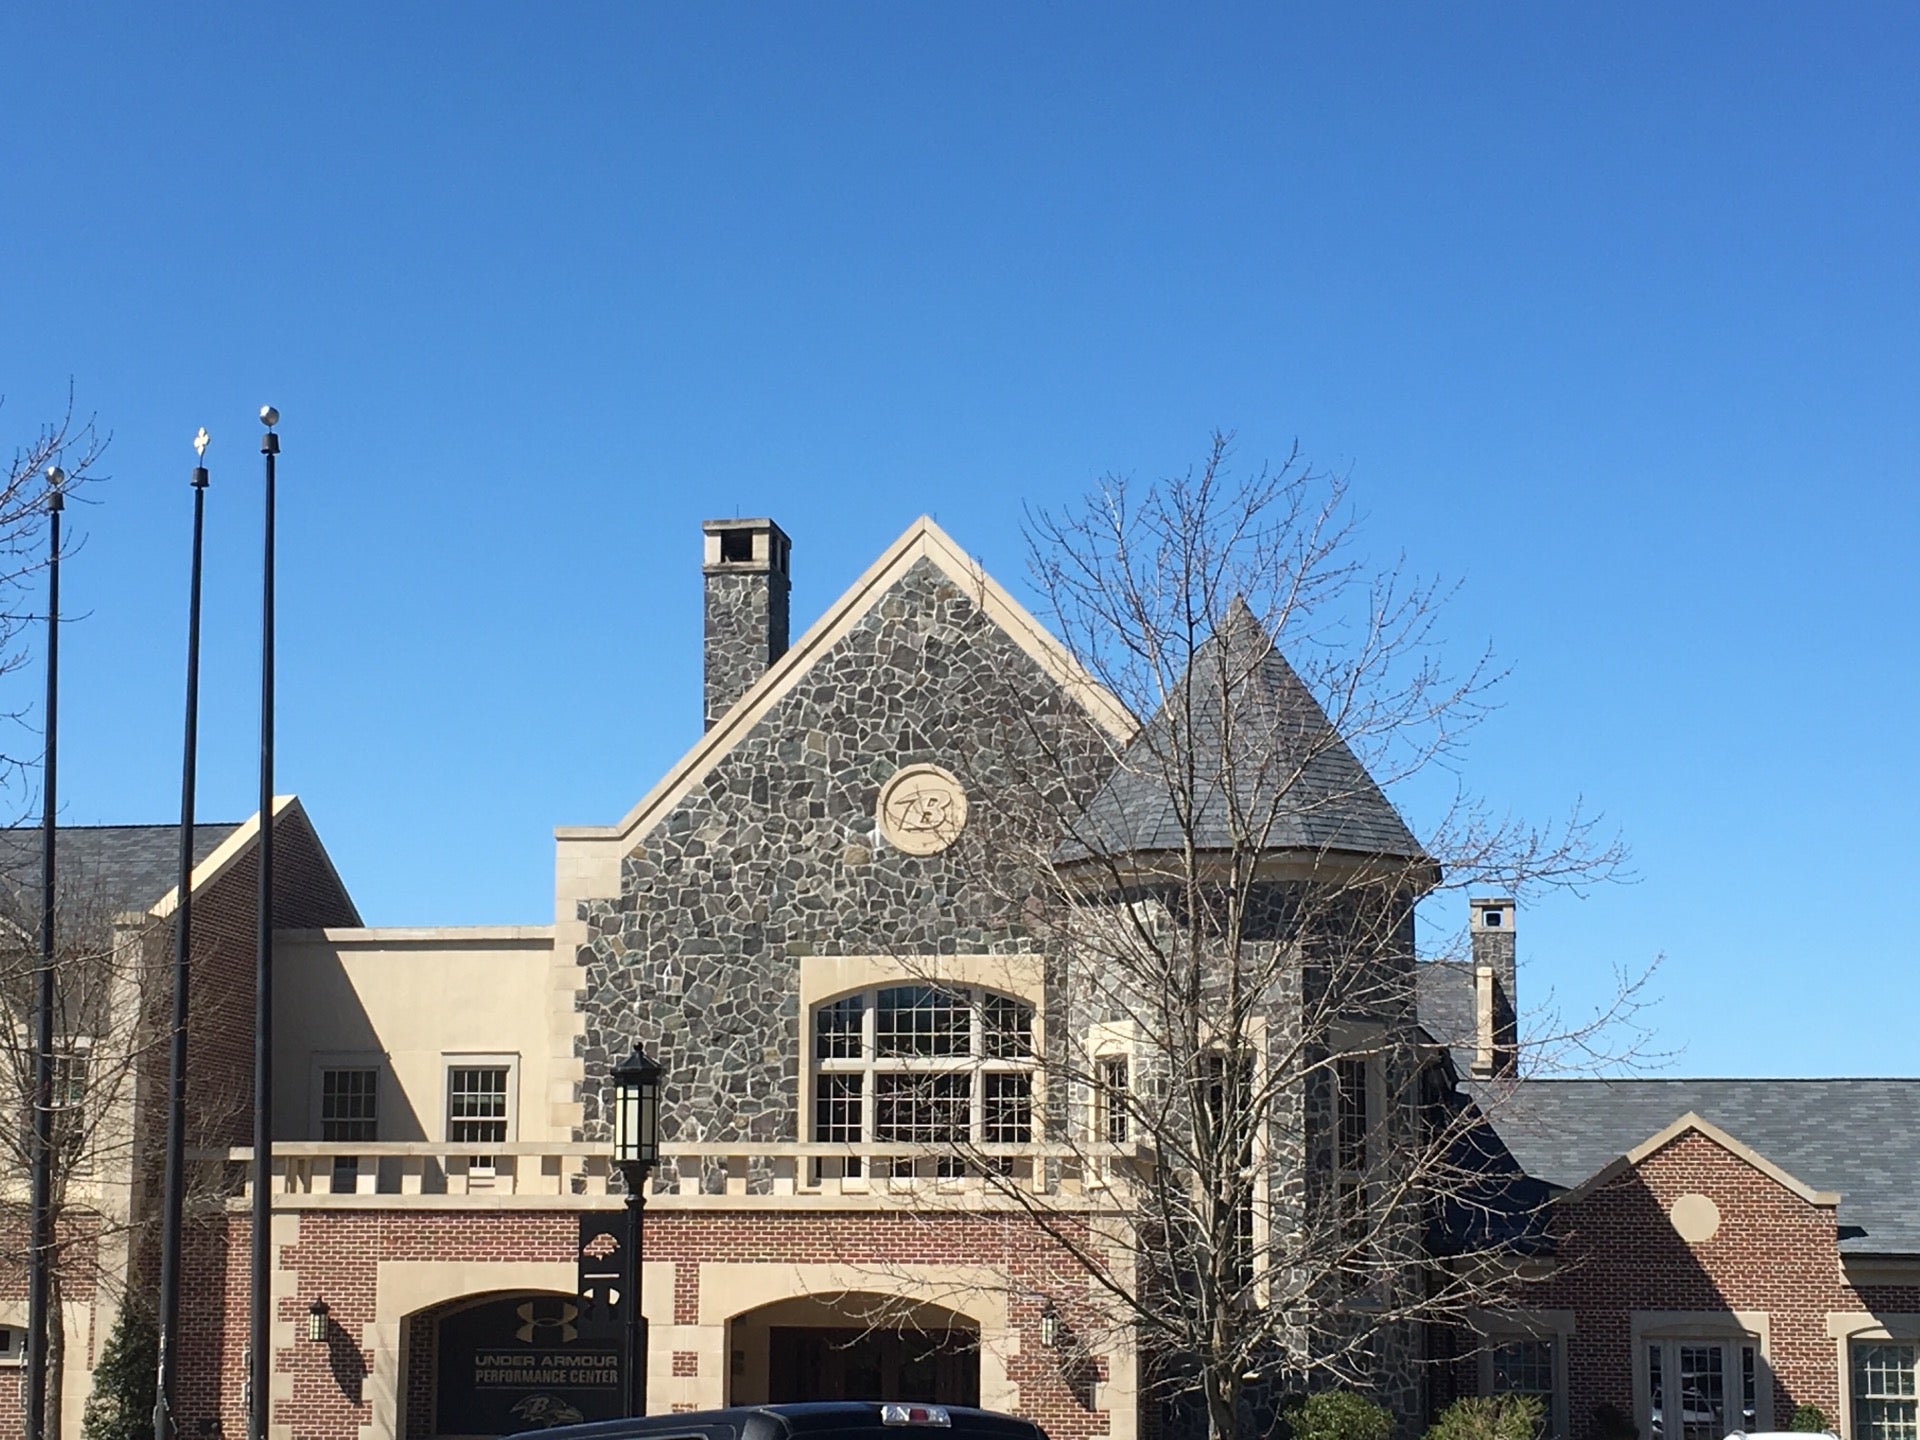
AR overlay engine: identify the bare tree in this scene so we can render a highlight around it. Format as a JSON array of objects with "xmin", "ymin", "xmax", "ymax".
[
  {"xmin": 854, "ymin": 436, "xmax": 1648, "ymax": 1440},
  {"xmin": 0, "ymin": 389, "xmax": 105, "ymax": 802}
]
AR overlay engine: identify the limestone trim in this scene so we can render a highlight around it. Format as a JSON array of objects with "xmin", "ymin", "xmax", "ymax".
[
  {"xmin": 359, "ymin": 1258, "xmax": 676, "ymax": 1440},
  {"xmin": 278, "ymin": 926, "xmax": 554, "ymax": 945},
  {"xmin": 554, "ymin": 515, "xmax": 1137, "ymax": 854},
  {"xmin": 1556, "ymin": 1111, "xmax": 1843, "ymax": 1208},
  {"xmin": 697, "ymin": 1262, "xmax": 1014, "ymax": 1409},
  {"xmin": 797, "ymin": 954, "xmax": 1046, "ymax": 1017},
  {"xmin": 1842, "ymin": 1256, "xmax": 1920, "ymax": 1288},
  {"xmin": 1824, "ymin": 1314, "xmax": 1920, "ymax": 1440}
]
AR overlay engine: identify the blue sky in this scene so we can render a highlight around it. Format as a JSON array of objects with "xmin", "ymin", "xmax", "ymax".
[{"xmin": 3, "ymin": 5, "xmax": 1915, "ymax": 1076}]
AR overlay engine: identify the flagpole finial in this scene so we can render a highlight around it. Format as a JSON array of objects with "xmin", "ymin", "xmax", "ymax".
[
  {"xmin": 259, "ymin": 405, "xmax": 279, "ymax": 429},
  {"xmin": 194, "ymin": 428, "xmax": 210, "ymax": 459}
]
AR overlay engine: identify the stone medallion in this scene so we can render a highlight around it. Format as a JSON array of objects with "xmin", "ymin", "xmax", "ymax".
[{"xmin": 877, "ymin": 764, "xmax": 969, "ymax": 855}]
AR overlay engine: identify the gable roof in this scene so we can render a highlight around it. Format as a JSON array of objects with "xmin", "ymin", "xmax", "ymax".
[
  {"xmin": 557, "ymin": 515, "xmax": 1137, "ymax": 848},
  {"xmin": 0, "ymin": 822, "xmax": 238, "ymax": 930},
  {"xmin": 1471, "ymin": 1077, "xmax": 1920, "ymax": 1254},
  {"xmin": 1058, "ymin": 598, "xmax": 1427, "ymax": 865}
]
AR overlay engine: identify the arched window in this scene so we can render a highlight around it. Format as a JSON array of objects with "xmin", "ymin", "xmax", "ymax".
[{"xmin": 812, "ymin": 986, "xmax": 1036, "ymax": 1173}]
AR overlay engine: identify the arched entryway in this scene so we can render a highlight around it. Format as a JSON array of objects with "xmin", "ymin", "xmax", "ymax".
[
  {"xmin": 403, "ymin": 1290, "xmax": 621, "ymax": 1438},
  {"xmin": 727, "ymin": 1295, "xmax": 980, "ymax": 1408}
]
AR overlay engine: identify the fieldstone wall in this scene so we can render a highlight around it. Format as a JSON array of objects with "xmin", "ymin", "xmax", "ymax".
[
  {"xmin": 579, "ymin": 556, "xmax": 1116, "ymax": 1169},
  {"xmin": 703, "ymin": 565, "xmax": 790, "ymax": 732}
]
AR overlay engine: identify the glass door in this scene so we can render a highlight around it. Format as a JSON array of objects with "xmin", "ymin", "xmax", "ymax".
[{"xmin": 1648, "ymin": 1338, "xmax": 1759, "ymax": 1440}]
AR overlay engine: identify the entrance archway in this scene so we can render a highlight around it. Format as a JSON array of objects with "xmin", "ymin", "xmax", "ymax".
[
  {"xmin": 728, "ymin": 1295, "xmax": 980, "ymax": 1408},
  {"xmin": 404, "ymin": 1290, "xmax": 621, "ymax": 1438}
]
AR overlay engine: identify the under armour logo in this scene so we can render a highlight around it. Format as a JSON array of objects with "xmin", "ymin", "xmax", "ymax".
[{"xmin": 515, "ymin": 1301, "xmax": 580, "ymax": 1343}]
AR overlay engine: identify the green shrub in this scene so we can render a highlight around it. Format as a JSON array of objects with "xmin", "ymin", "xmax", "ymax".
[
  {"xmin": 1425, "ymin": 1395, "xmax": 1544, "ymax": 1440},
  {"xmin": 1591, "ymin": 1404, "xmax": 1638, "ymax": 1440},
  {"xmin": 82, "ymin": 1302, "xmax": 157, "ymax": 1440},
  {"xmin": 1789, "ymin": 1405, "xmax": 1831, "ymax": 1433},
  {"xmin": 1285, "ymin": 1390, "xmax": 1395, "ymax": 1440}
]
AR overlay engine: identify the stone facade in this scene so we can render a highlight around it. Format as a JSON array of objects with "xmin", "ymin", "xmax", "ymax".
[{"xmin": 579, "ymin": 554, "xmax": 1116, "ymax": 1163}]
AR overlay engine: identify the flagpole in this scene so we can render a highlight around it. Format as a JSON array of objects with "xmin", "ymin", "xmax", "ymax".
[
  {"xmin": 24, "ymin": 467, "xmax": 64, "ymax": 1440},
  {"xmin": 154, "ymin": 432, "xmax": 211, "ymax": 1440},
  {"xmin": 250, "ymin": 407, "xmax": 278, "ymax": 1440}
]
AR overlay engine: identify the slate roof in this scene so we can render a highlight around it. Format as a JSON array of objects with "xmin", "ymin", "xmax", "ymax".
[
  {"xmin": 1469, "ymin": 1077, "xmax": 1920, "ymax": 1255},
  {"xmin": 1060, "ymin": 600, "xmax": 1427, "ymax": 863},
  {"xmin": 1416, "ymin": 960, "xmax": 1478, "ymax": 1073},
  {"xmin": 0, "ymin": 823, "xmax": 239, "ymax": 929}
]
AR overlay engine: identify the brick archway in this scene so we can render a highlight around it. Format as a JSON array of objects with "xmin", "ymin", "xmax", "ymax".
[{"xmin": 725, "ymin": 1294, "xmax": 980, "ymax": 1408}]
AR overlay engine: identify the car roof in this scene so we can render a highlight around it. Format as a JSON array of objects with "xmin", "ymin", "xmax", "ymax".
[{"xmin": 515, "ymin": 1402, "xmax": 1045, "ymax": 1440}]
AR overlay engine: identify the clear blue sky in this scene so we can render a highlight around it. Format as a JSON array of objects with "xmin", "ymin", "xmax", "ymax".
[{"xmin": 4, "ymin": 5, "xmax": 1915, "ymax": 1076}]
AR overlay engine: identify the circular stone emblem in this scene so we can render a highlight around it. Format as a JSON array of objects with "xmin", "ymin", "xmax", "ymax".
[
  {"xmin": 1669, "ymin": 1192, "xmax": 1722, "ymax": 1244},
  {"xmin": 877, "ymin": 764, "xmax": 969, "ymax": 855}
]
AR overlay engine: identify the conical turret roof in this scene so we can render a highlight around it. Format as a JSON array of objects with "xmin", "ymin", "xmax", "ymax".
[{"xmin": 1060, "ymin": 599, "xmax": 1428, "ymax": 865}]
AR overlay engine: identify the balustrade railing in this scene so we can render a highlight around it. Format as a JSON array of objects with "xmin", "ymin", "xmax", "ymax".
[{"xmin": 207, "ymin": 1139, "xmax": 1144, "ymax": 1202}]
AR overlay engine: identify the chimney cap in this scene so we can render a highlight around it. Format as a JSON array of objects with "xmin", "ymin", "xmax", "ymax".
[{"xmin": 702, "ymin": 518, "xmax": 791, "ymax": 575}]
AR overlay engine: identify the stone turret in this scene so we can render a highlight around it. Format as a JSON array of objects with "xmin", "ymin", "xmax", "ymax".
[{"xmin": 702, "ymin": 518, "xmax": 791, "ymax": 731}]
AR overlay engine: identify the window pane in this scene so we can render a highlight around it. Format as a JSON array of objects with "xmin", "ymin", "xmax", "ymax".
[
  {"xmin": 1854, "ymin": 1343, "xmax": 1919, "ymax": 1440},
  {"xmin": 981, "ymin": 994, "xmax": 1033, "ymax": 1059},
  {"xmin": 1676, "ymin": 1344, "xmax": 1726, "ymax": 1440},
  {"xmin": 1491, "ymin": 1340, "xmax": 1554, "ymax": 1397},
  {"xmin": 1098, "ymin": 1058, "xmax": 1130, "ymax": 1144},
  {"xmin": 875, "ymin": 1072, "xmax": 968, "ymax": 1144},
  {"xmin": 1336, "ymin": 1058, "xmax": 1368, "ymax": 1172},
  {"xmin": 447, "ymin": 1066, "xmax": 508, "ymax": 1144},
  {"xmin": 322, "ymin": 1068, "xmax": 379, "ymax": 1143},
  {"xmin": 815, "ymin": 995, "xmax": 865, "ymax": 1060},
  {"xmin": 814, "ymin": 1074, "xmax": 863, "ymax": 1145},
  {"xmin": 1649, "ymin": 1344, "xmax": 1665, "ymax": 1440},
  {"xmin": 1741, "ymin": 1344, "xmax": 1758, "ymax": 1432},
  {"xmin": 983, "ymin": 1072, "xmax": 1031, "ymax": 1144},
  {"xmin": 875, "ymin": 986, "xmax": 969, "ymax": 1058}
]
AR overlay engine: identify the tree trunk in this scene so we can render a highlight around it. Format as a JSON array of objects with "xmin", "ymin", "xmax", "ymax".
[{"xmin": 1205, "ymin": 1360, "xmax": 1240, "ymax": 1440}]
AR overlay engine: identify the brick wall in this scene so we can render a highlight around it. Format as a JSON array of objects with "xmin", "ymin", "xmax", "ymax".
[
  {"xmin": 178, "ymin": 1203, "xmax": 1116, "ymax": 1440},
  {"xmin": 1503, "ymin": 1129, "xmax": 1920, "ymax": 1439}
]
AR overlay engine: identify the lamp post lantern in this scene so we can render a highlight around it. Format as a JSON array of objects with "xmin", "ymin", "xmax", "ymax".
[{"xmin": 611, "ymin": 1045, "xmax": 662, "ymax": 1417}]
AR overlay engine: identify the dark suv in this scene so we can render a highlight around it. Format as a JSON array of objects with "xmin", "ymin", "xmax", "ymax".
[{"xmin": 511, "ymin": 1402, "xmax": 1048, "ymax": 1440}]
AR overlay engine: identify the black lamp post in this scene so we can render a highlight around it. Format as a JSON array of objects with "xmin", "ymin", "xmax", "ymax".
[
  {"xmin": 610, "ymin": 1045, "xmax": 662, "ymax": 1418},
  {"xmin": 156, "ymin": 431, "xmax": 212, "ymax": 1440},
  {"xmin": 23, "ymin": 465, "xmax": 62, "ymax": 1440},
  {"xmin": 250, "ymin": 406, "xmax": 279, "ymax": 1440}
]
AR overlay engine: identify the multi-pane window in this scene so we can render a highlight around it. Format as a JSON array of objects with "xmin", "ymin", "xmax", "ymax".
[
  {"xmin": 1334, "ymin": 1056, "xmax": 1371, "ymax": 1265},
  {"xmin": 1853, "ymin": 1342, "xmax": 1918, "ymax": 1440},
  {"xmin": 50, "ymin": 1049, "xmax": 89, "ymax": 1161},
  {"xmin": 447, "ymin": 1066, "xmax": 510, "ymax": 1144},
  {"xmin": 1096, "ymin": 1057, "xmax": 1130, "ymax": 1145},
  {"xmin": 1205, "ymin": 1052, "xmax": 1257, "ymax": 1286},
  {"xmin": 1489, "ymin": 1338, "xmax": 1556, "ymax": 1437},
  {"xmin": 811, "ymin": 986, "xmax": 1037, "ymax": 1174},
  {"xmin": 0, "ymin": 1324, "xmax": 21, "ymax": 1366},
  {"xmin": 321, "ymin": 1068, "xmax": 379, "ymax": 1142}
]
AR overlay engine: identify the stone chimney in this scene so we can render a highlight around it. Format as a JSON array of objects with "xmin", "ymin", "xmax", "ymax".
[
  {"xmin": 1469, "ymin": 897, "xmax": 1518, "ymax": 1079},
  {"xmin": 702, "ymin": 518, "xmax": 791, "ymax": 731}
]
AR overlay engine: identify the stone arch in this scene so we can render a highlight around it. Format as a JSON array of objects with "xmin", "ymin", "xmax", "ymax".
[
  {"xmin": 726, "ymin": 1291, "xmax": 982, "ymax": 1408},
  {"xmin": 697, "ymin": 1263, "xmax": 1011, "ymax": 1412}
]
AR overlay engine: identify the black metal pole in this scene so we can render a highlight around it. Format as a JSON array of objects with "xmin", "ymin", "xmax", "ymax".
[
  {"xmin": 154, "ymin": 449, "xmax": 209, "ymax": 1440},
  {"xmin": 623, "ymin": 1185, "xmax": 648, "ymax": 1416},
  {"xmin": 249, "ymin": 414, "xmax": 278, "ymax": 1440},
  {"xmin": 24, "ymin": 479, "xmax": 61, "ymax": 1440}
]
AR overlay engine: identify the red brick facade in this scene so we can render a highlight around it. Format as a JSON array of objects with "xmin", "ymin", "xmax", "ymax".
[
  {"xmin": 174, "ymin": 1205, "xmax": 1115, "ymax": 1440},
  {"xmin": 1488, "ymin": 1127, "xmax": 1920, "ymax": 1439}
]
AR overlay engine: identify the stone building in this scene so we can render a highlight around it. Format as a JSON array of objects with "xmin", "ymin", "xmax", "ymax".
[{"xmin": 4, "ymin": 515, "xmax": 1917, "ymax": 1440}]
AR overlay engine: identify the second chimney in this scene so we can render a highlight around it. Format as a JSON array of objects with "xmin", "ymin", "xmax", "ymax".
[
  {"xmin": 1469, "ymin": 897, "xmax": 1518, "ymax": 1078},
  {"xmin": 702, "ymin": 518, "xmax": 791, "ymax": 731}
]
